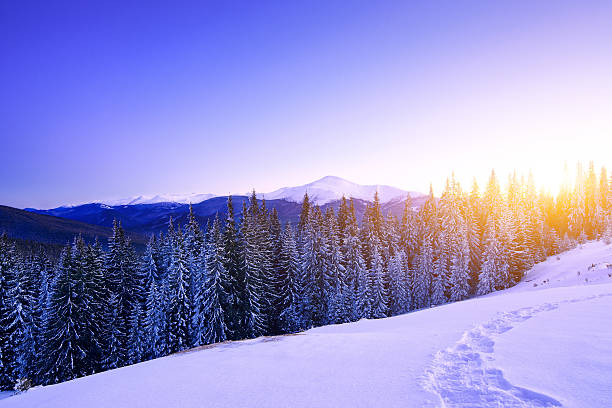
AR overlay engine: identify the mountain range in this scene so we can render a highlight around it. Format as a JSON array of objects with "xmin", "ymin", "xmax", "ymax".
[
  {"xmin": 2, "ymin": 176, "xmax": 426, "ymax": 248},
  {"xmin": 62, "ymin": 175, "xmax": 420, "ymax": 207}
]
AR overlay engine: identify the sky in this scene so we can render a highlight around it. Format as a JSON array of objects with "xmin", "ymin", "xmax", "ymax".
[{"xmin": 1, "ymin": 1, "xmax": 612, "ymax": 209}]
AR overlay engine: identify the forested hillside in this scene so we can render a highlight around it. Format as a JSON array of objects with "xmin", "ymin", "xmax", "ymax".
[{"xmin": 1, "ymin": 164, "xmax": 611, "ymax": 391}]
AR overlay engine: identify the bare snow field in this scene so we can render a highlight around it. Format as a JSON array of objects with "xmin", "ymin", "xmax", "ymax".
[{"xmin": 3, "ymin": 241, "xmax": 612, "ymax": 408}]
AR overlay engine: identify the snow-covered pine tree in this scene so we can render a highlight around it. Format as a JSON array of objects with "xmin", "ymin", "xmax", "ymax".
[
  {"xmin": 448, "ymin": 222, "xmax": 471, "ymax": 302},
  {"xmin": 412, "ymin": 237, "xmax": 433, "ymax": 309},
  {"xmin": 201, "ymin": 217, "xmax": 229, "ymax": 345},
  {"xmin": 360, "ymin": 192, "xmax": 389, "ymax": 319},
  {"xmin": 221, "ymin": 196, "xmax": 250, "ymax": 340},
  {"xmin": 0, "ymin": 234, "xmax": 18, "ymax": 390},
  {"xmin": 477, "ymin": 216, "xmax": 499, "ymax": 296},
  {"xmin": 306, "ymin": 206, "xmax": 329, "ymax": 327},
  {"xmin": 569, "ymin": 164, "xmax": 586, "ymax": 239},
  {"xmin": 3, "ymin": 254, "xmax": 36, "ymax": 388},
  {"xmin": 430, "ymin": 242, "xmax": 448, "ymax": 306},
  {"xmin": 400, "ymin": 195, "xmax": 419, "ymax": 266},
  {"xmin": 78, "ymin": 238, "xmax": 107, "ymax": 374},
  {"xmin": 584, "ymin": 161, "xmax": 599, "ymax": 238},
  {"xmin": 603, "ymin": 216, "xmax": 612, "ymax": 245},
  {"xmin": 323, "ymin": 207, "xmax": 345, "ymax": 324},
  {"xmin": 40, "ymin": 245, "xmax": 85, "ymax": 385},
  {"xmin": 256, "ymin": 199, "xmax": 277, "ymax": 334},
  {"xmin": 600, "ymin": 166, "xmax": 609, "ymax": 215},
  {"xmin": 388, "ymin": 252, "xmax": 409, "ymax": 315},
  {"xmin": 141, "ymin": 236, "xmax": 164, "ymax": 360},
  {"xmin": 101, "ymin": 292, "xmax": 122, "ymax": 371},
  {"xmin": 368, "ymin": 241, "xmax": 388, "ymax": 318},
  {"xmin": 242, "ymin": 194, "xmax": 266, "ymax": 337},
  {"xmin": 278, "ymin": 223, "xmax": 302, "ymax": 332},
  {"xmin": 467, "ymin": 179, "xmax": 484, "ymax": 291},
  {"xmin": 127, "ymin": 303, "xmax": 145, "ymax": 365},
  {"xmin": 31, "ymin": 252, "xmax": 52, "ymax": 384},
  {"xmin": 548, "ymin": 228, "xmax": 562, "ymax": 255},
  {"xmin": 166, "ymin": 229, "xmax": 191, "ymax": 353},
  {"xmin": 184, "ymin": 204, "xmax": 205, "ymax": 347},
  {"xmin": 104, "ymin": 221, "xmax": 139, "ymax": 367},
  {"xmin": 298, "ymin": 206, "xmax": 317, "ymax": 329},
  {"xmin": 268, "ymin": 209, "xmax": 285, "ymax": 334},
  {"xmin": 339, "ymin": 198, "xmax": 367, "ymax": 321},
  {"xmin": 495, "ymin": 209, "xmax": 513, "ymax": 289}
]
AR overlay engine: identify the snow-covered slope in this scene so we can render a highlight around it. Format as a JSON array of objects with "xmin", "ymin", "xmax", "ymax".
[
  {"xmin": 100, "ymin": 193, "xmax": 217, "ymax": 206},
  {"xmin": 48, "ymin": 176, "xmax": 419, "ymax": 209},
  {"xmin": 259, "ymin": 175, "xmax": 421, "ymax": 205},
  {"xmin": 4, "ymin": 242, "xmax": 612, "ymax": 408}
]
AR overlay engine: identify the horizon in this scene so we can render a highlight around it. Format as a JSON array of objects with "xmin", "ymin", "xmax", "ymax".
[
  {"xmin": 2, "ymin": 1, "xmax": 612, "ymax": 208},
  {"xmin": 14, "ymin": 161, "xmax": 608, "ymax": 209},
  {"xmin": 11, "ymin": 164, "xmax": 604, "ymax": 211},
  {"xmin": 2, "ymin": 3, "xmax": 612, "ymax": 407}
]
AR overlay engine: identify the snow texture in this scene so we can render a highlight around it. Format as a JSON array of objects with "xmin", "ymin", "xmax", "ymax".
[
  {"xmin": 3, "ymin": 241, "xmax": 612, "ymax": 407},
  {"xmin": 101, "ymin": 193, "xmax": 218, "ymax": 206},
  {"xmin": 259, "ymin": 175, "xmax": 422, "ymax": 205},
  {"xmin": 54, "ymin": 176, "xmax": 420, "ymax": 208}
]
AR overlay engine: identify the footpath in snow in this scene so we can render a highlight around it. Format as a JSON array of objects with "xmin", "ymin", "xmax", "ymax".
[{"xmin": 3, "ymin": 241, "xmax": 612, "ymax": 408}]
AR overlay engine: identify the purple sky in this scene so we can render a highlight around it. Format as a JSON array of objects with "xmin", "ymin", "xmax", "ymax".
[{"xmin": 2, "ymin": 1, "xmax": 612, "ymax": 209}]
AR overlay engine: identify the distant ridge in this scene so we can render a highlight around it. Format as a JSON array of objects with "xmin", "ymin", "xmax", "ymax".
[
  {"xmin": 18, "ymin": 177, "xmax": 429, "ymax": 238},
  {"xmin": 0, "ymin": 205, "xmax": 146, "ymax": 248},
  {"xmin": 258, "ymin": 175, "xmax": 423, "ymax": 206},
  {"xmin": 38, "ymin": 176, "xmax": 423, "ymax": 210}
]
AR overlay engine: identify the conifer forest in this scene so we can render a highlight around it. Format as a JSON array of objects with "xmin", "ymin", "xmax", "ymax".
[{"xmin": 1, "ymin": 164, "xmax": 612, "ymax": 390}]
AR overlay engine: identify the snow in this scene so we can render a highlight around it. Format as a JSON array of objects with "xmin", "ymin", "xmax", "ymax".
[
  {"xmin": 46, "ymin": 176, "xmax": 422, "ymax": 209},
  {"xmin": 3, "ymin": 241, "xmax": 612, "ymax": 407},
  {"xmin": 259, "ymin": 175, "xmax": 423, "ymax": 205},
  {"xmin": 100, "ymin": 193, "xmax": 218, "ymax": 206}
]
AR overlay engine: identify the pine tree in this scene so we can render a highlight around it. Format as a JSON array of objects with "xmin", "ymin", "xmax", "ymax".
[
  {"xmin": 201, "ymin": 217, "xmax": 228, "ymax": 345},
  {"xmin": 368, "ymin": 242, "xmax": 388, "ymax": 318},
  {"xmin": 448, "ymin": 224, "xmax": 471, "ymax": 302},
  {"xmin": 102, "ymin": 293, "xmax": 122, "ymax": 371},
  {"xmin": 467, "ymin": 179, "xmax": 483, "ymax": 291},
  {"xmin": 127, "ymin": 303, "xmax": 145, "ymax": 364},
  {"xmin": 430, "ymin": 245, "xmax": 448, "ymax": 306},
  {"xmin": 41, "ymin": 246, "xmax": 85, "ymax": 384},
  {"xmin": 184, "ymin": 204, "xmax": 205, "ymax": 347},
  {"xmin": 242, "ymin": 194, "xmax": 267, "ymax": 337},
  {"xmin": 64, "ymin": 238, "xmax": 106, "ymax": 375},
  {"xmin": 104, "ymin": 221, "xmax": 139, "ymax": 367},
  {"xmin": 279, "ymin": 223, "xmax": 302, "ymax": 332},
  {"xmin": 268, "ymin": 209, "xmax": 285, "ymax": 334},
  {"xmin": 4, "ymin": 255, "xmax": 36, "ymax": 386},
  {"xmin": 0, "ymin": 234, "xmax": 18, "ymax": 389},
  {"xmin": 323, "ymin": 208, "xmax": 345, "ymax": 324},
  {"xmin": 31, "ymin": 252, "xmax": 52, "ymax": 384},
  {"xmin": 221, "ymin": 196, "xmax": 250, "ymax": 340},
  {"xmin": 141, "ymin": 236, "xmax": 164, "ymax": 360},
  {"xmin": 413, "ymin": 237, "xmax": 433, "ymax": 309},
  {"xmin": 388, "ymin": 252, "xmax": 409, "ymax": 315},
  {"xmin": 477, "ymin": 217, "xmax": 499, "ymax": 295},
  {"xmin": 166, "ymin": 229, "xmax": 191, "ymax": 353},
  {"xmin": 298, "ymin": 208, "xmax": 317, "ymax": 329},
  {"xmin": 600, "ymin": 166, "xmax": 609, "ymax": 214},
  {"xmin": 603, "ymin": 216, "xmax": 612, "ymax": 245},
  {"xmin": 400, "ymin": 195, "xmax": 419, "ymax": 266},
  {"xmin": 340, "ymin": 199, "xmax": 367, "ymax": 321}
]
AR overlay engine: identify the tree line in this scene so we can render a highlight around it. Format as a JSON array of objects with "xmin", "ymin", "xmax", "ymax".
[{"xmin": 1, "ymin": 163, "xmax": 611, "ymax": 390}]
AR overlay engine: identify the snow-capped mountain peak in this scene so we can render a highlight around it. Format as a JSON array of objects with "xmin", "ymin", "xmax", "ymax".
[
  {"xmin": 99, "ymin": 193, "xmax": 217, "ymax": 206},
  {"xmin": 47, "ymin": 176, "xmax": 420, "ymax": 209},
  {"xmin": 259, "ymin": 175, "xmax": 421, "ymax": 205}
]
